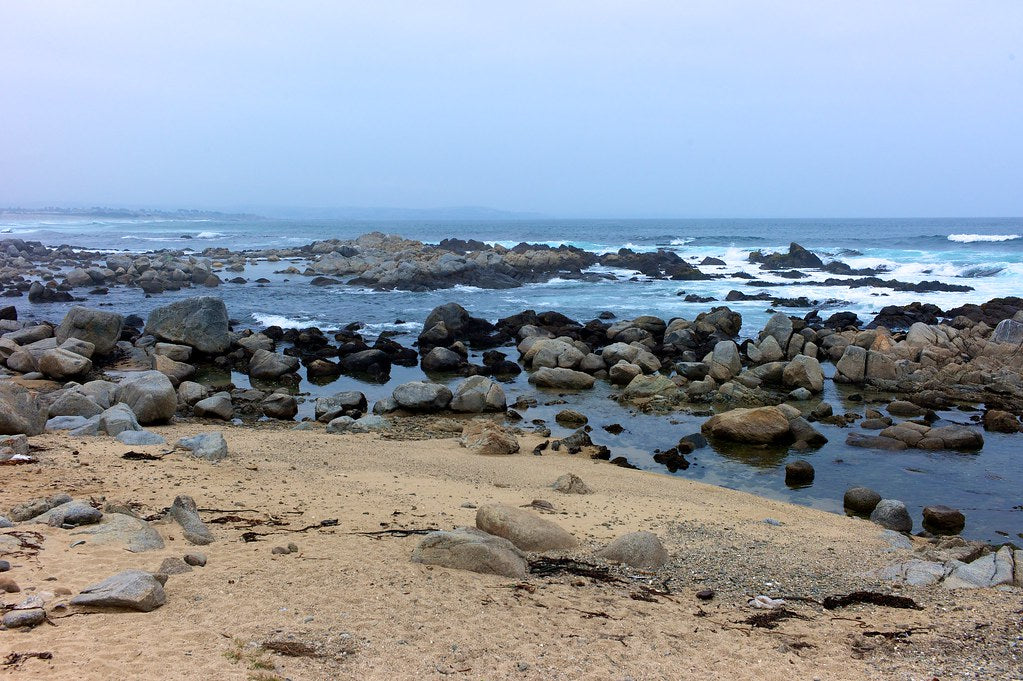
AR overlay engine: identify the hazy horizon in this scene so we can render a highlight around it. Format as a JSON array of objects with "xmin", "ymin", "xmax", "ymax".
[{"xmin": 2, "ymin": 2, "xmax": 1021, "ymax": 218}]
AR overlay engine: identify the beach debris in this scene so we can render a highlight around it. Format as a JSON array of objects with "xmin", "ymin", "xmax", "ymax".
[
  {"xmin": 748, "ymin": 595, "xmax": 787, "ymax": 610},
  {"xmin": 528, "ymin": 557, "xmax": 622, "ymax": 583},
  {"xmin": 822, "ymin": 591, "xmax": 922, "ymax": 610},
  {"xmin": 2, "ymin": 651, "xmax": 53, "ymax": 668}
]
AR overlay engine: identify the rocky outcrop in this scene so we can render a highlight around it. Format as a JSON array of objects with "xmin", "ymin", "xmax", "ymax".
[{"xmin": 145, "ymin": 296, "xmax": 230, "ymax": 354}]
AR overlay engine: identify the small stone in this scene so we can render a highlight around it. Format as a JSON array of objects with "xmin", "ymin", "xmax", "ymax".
[
  {"xmin": 271, "ymin": 546, "xmax": 290, "ymax": 555},
  {"xmin": 552, "ymin": 473, "xmax": 592, "ymax": 494},
  {"xmin": 784, "ymin": 460, "xmax": 815, "ymax": 485},
  {"xmin": 183, "ymin": 553, "xmax": 207, "ymax": 567},
  {"xmin": 696, "ymin": 588, "xmax": 715, "ymax": 601},
  {"xmin": 0, "ymin": 559, "xmax": 10, "ymax": 572},
  {"xmin": 157, "ymin": 557, "xmax": 193, "ymax": 574},
  {"xmin": 0, "ymin": 576, "xmax": 20, "ymax": 592},
  {"xmin": 287, "ymin": 542, "xmax": 299, "ymax": 553},
  {"xmin": 2, "ymin": 608, "xmax": 45, "ymax": 628}
]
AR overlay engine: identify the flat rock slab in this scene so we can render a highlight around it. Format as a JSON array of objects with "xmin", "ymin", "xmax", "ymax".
[
  {"xmin": 71, "ymin": 513, "xmax": 165, "ymax": 553},
  {"xmin": 412, "ymin": 527, "xmax": 527, "ymax": 578},
  {"xmin": 71, "ymin": 569, "xmax": 166, "ymax": 612}
]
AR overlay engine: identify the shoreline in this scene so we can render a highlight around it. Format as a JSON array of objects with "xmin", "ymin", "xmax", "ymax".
[{"xmin": 2, "ymin": 423, "xmax": 1020, "ymax": 679}]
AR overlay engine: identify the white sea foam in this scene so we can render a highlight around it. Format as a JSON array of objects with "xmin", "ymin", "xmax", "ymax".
[
  {"xmin": 669, "ymin": 237, "xmax": 693, "ymax": 246},
  {"xmin": 196, "ymin": 231, "xmax": 226, "ymax": 239},
  {"xmin": 947, "ymin": 233, "xmax": 1021, "ymax": 243},
  {"xmin": 251, "ymin": 313, "xmax": 322, "ymax": 329}
]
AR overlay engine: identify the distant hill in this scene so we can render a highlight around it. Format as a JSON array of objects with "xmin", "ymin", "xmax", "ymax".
[{"xmin": 1, "ymin": 206, "xmax": 259, "ymax": 220}]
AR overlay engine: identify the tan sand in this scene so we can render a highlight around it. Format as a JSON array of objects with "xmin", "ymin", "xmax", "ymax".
[{"xmin": 1, "ymin": 422, "xmax": 1020, "ymax": 680}]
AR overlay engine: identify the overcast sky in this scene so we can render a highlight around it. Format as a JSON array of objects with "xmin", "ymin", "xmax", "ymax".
[{"xmin": 1, "ymin": 1, "xmax": 1021, "ymax": 217}]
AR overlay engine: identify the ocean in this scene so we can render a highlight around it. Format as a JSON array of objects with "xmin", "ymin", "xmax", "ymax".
[{"xmin": 3, "ymin": 213, "xmax": 1022, "ymax": 543}]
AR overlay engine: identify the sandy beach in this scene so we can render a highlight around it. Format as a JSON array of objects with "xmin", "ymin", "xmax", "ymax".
[{"xmin": 2, "ymin": 420, "xmax": 1019, "ymax": 680}]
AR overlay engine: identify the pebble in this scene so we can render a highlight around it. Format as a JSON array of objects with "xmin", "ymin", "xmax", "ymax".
[
  {"xmin": 183, "ymin": 553, "xmax": 207, "ymax": 567},
  {"xmin": 287, "ymin": 542, "xmax": 299, "ymax": 553},
  {"xmin": 271, "ymin": 546, "xmax": 290, "ymax": 555},
  {"xmin": 460, "ymin": 502, "xmax": 477, "ymax": 509},
  {"xmin": 0, "ymin": 559, "xmax": 10, "ymax": 572},
  {"xmin": 695, "ymin": 588, "xmax": 715, "ymax": 600},
  {"xmin": 0, "ymin": 576, "xmax": 20, "ymax": 593},
  {"xmin": 763, "ymin": 518, "xmax": 783, "ymax": 526}
]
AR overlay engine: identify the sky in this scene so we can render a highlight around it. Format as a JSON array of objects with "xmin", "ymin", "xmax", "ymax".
[{"xmin": 1, "ymin": 1, "xmax": 1021, "ymax": 218}]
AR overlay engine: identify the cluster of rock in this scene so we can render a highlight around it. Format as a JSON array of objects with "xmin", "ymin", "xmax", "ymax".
[{"xmin": 412, "ymin": 492, "xmax": 669, "ymax": 578}]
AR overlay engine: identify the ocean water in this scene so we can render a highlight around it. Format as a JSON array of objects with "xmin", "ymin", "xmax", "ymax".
[{"xmin": 3, "ymin": 214, "xmax": 1022, "ymax": 543}]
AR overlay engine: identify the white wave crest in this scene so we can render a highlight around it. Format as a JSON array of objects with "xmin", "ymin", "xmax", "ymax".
[
  {"xmin": 947, "ymin": 233, "xmax": 1021, "ymax": 243},
  {"xmin": 196, "ymin": 231, "xmax": 225, "ymax": 239},
  {"xmin": 670, "ymin": 237, "xmax": 693, "ymax": 246},
  {"xmin": 252, "ymin": 312, "xmax": 323, "ymax": 329}
]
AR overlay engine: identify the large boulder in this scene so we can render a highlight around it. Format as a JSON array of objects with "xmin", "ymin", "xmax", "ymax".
[
  {"xmin": 0, "ymin": 382, "xmax": 47, "ymax": 436},
  {"xmin": 261, "ymin": 393, "xmax": 298, "ymax": 420},
  {"xmin": 596, "ymin": 531, "xmax": 669, "ymax": 569},
  {"xmin": 991, "ymin": 318, "xmax": 1023, "ymax": 345},
  {"xmin": 99, "ymin": 403, "xmax": 142, "ymax": 436},
  {"xmin": 70, "ymin": 570, "xmax": 166, "ymax": 612},
  {"xmin": 835, "ymin": 344, "xmax": 867, "ymax": 383},
  {"xmin": 338, "ymin": 349, "xmax": 391, "ymax": 378},
  {"xmin": 701, "ymin": 406, "xmax": 792, "ymax": 444},
  {"xmin": 248, "ymin": 349, "xmax": 300, "ymax": 379},
  {"xmin": 192, "ymin": 392, "xmax": 234, "ymax": 420},
  {"xmin": 392, "ymin": 381, "xmax": 453, "ymax": 411},
  {"xmin": 475, "ymin": 504, "xmax": 578, "ymax": 552},
  {"xmin": 48, "ymin": 391, "xmax": 103, "ymax": 419},
  {"xmin": 420, "ymin": 347, "xmax": 463, "ymax": 372},
  {"xmin": 450, "ymin": 376, "xmax": 506, "ymax": 413},
  {"xmin": 527, "ymin": 367, "xmax": 595, "ymax": 390},
  {"xmin": 56, "ymin": 306, "xmax": 124, "ymax": 355},
  {"xmin": 782, "ymin": 355, "xmax": 824, "ymax": 393},
  {"xmin": 116, "ymin": 371, "xmax": 177, "ymax": 424},
  {"xmin": 412, "ymin": 528, "xmax": 527, "ymax": 578},
  {"xmin": 314, "ymin": 391, "xmax": 368, "ymax": 422},
  {"xmin": 708, "ymin": 340, "xmax": 742, "ymax": 381},
  {"xmin": 145, "ymin": 296, "xmax": 230, "ymax": 354},
  {"xmin": 38, "ymin": 348, "xmax": 93, "ymax": 380}
]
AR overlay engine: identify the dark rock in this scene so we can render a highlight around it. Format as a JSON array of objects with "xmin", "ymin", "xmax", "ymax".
[
  {"xmin": 844, "ymin": 487, "xmax": 882, "ymax": 515},
  {"xmin": 922, "ymin": 505, "xmax": 966, "ymax": 535},
  {"xmin": 784, "ymin": 459, "xmax": 815, "ymax": 485},
  {"xmin": 749, "ymin": 242, "xmax": 823, "ymax": 269}
]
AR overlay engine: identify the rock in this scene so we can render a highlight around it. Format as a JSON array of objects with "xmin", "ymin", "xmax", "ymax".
[
  {"xmin": 99, "ymin": 403, "xmax": 142, "ymax": 436},
  {"xmin": 709, "ymin": 340, "xmax": 742, "ymax": 381},
  {"xmin": 261, "ymin": 393, "xmax": 298, "ymax": 420},
  {"xmin": 116, "ymin": 371, "xmax": 177, "ymax": 424},
  {"xmin": 168, "ymin": 495, "xmax": 214, "ymax": 545},
  {"xmin": 0, "ymin": 381, "xmax": 47, "ymax": 435},
  {"xmin": 784, "ymin": 460, "xmax": 815, "ymax": 485},
  {"xmin": 527, "ymin": 367, "xmax": 595, "ymax": 390},
  {"xmin": 338, "ymin": 348, "xmax": 391, "ymax": 378},
  {"xmin": 761, "ymin": 313, "xmax": 794, "ymax": 348},
  {"xmin": 870, "ymin": 499, "xmax": 913, "ymax": 533},
  {"xmin": 392, "ymin": 381, "xmax": 453, "ymax": 411},
  {"xmin": 0, "ymin": 559, "xmax": 8, "ymax": 570},
  {"xmin": 38, "ymin": 347, "xmax": 93, "ymax": 379},
  {"xmin": 782, "ymin": 355, "xmax": 824, "ymax": 393},
  {"xmin": 608, "ymin": 361, "xmax": 642, "ymax": 386},
  {"xmin": 554, "ymin": 410, "xmax": 588, "ymax": 427},
  {"xmin": 459, "ymin": 421, "xmax": 520, "ymax": 456},
  {"xmin": 701, "ymin": 406, "xmax": 792, "ymax": 444},
  {"xmin": 177, "ymin": 381, "xmax": 209, "ymax": 406},
  {"xmin": 0, "ymin": 434, "xmax": 29, "ymax": 457},
  {"xmin": 846, "ymin": 432, "xmax": 908, "ymax": 451},
  {"xmin": 622, "ymin": 374, "xmax": 678, "ymax": 400},
  {"xmin": 249, "ymin": 349, "xmax": 300, "ymax": 379},
  {"xmin": 325, "ymin": 416, "xmax": 356, "ymax": 433},
  {"xmin": 421, "ymin": 346, "xmax": 463, "ymax": 372},
  {"xmin": 34, "ymin": 500, "xmax": 102, "ymax": 527},
  {"xmin": 2, "ymin": 608, "xmax": 46, "ymax": 628},
  {"xmin": 71, "ymin": 569, "xmax": 166, "ymax": 612},
  {"xmin": 315, "ymin": 391, "xmax": 368, "ymax": 422},
  {"xmin": 0, "ymin": 576, "xmax": 19, "ymax": 592},
  {"xmin": 943, "ymin": 546, "xmax": 1016, "ymax": 589},
  {"xmin": 916, "ymin": 426, "xmax": 984, "ymax": 452},
  {"xmin": 154, "ymin": 342, "xmax": 193, "ymax": 362},
  {"xmin": 193, "ymin": 392, "xmax": 234, "ymax": 420},
  {"xmin": 48, "ymin": 391, "xmax": 103, "ymax": 419},
  {"xmin": 56, "ymin": 306, "xmax": 124, "ymax": 355},
  {"xmin": 9, "ymin": 493, "xmax": 72, "ymax": 522},
  {"xmin": 175, "ymin": 432, "xmax": 228, "ymax": 462},
  {"xmin": 153, "ymin": 354, "xmax": 195, "ymax": 386},
  {"xmin": 412, "ymin": 528, "xmax": 528, "ymax": 578},
  {"xmin": 552, "ymin": 473, "xmax": 592, "ymax": 494},
  {"xmin": 596, "ymin": 531, "xmax": 669, "ymax": 569},
  {"xmin": 835, "ymin": 344, "xmax": 867, "ymax": 383},
  {"xmin": 844, "ymin": 487, "xmax": 882, "ymax": 515},
  {"xmin": 476, "ymin": 503, "xmax": 578, "ymax": 552},
  {"xmin": 450, "ymin": 376, "xmax": 507, "ymax": 413},
  {"xmin": 991, "ymin": 318, "xmax": 1023, "ymax": 344},
  {"xmin": 922, "ymin": 505, "xmax": 966, "ymax": 535},
  {"xmin": 982, "ymin": 409, "xmax": 1020, "ymax": 433},
  {"xmin": 145, "ymin": 296, "xmax": 230, "ymax": 354},
  {"xmin": 70, "ymin": 513, "xmax": 164, "ymax": 552},
  {"xmin": 116, "ymin": 430, "xmax": 166, "ymax": 446},
  {"xmin": 157, "ymin": 557, "xmax": 193, "ymax": 575},
  {"xmin": 183, "ymin": 553, "xmax": 207, "ymax": 567}
]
